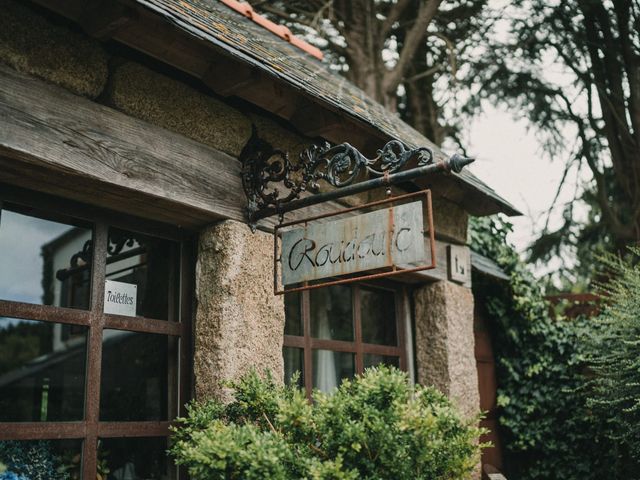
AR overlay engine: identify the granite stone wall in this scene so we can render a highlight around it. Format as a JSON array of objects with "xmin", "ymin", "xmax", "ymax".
[
  {"xmin": 194, "ymin": 220, "xmax": 285, "ymax": 401},
  {"xmin": 107, "ymin": 62, "xmax": 253, "ymax": 157},
  {"xmin": 0, "ymin": 0, "xmax": 108, "ymax": 98},
  {"xmin": 431, "ymin": 196, "xmax": 468, "ymax": 244},
  {"xmin": 413, "ymin": 280, "xmax": 479, "ymax": 419}
]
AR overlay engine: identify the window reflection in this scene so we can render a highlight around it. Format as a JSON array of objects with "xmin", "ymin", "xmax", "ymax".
[
  {"xmin": 310, "ymin": 286, "xmax": 353, "ymax": 341},
  {"xmin": 283, "ymin": 346, "xmax": 304, "ymax": 388},
  {"xmin": 0, "ymin": 208, "xmax": 92, "ymax": 309},
  {"xmin": 284, "ymin": 292, "xmax": 302, "ymax": 336},
  {"xmin": 0, "ymin": 317, "xmax": 86, "ymax": 422},
  {"xmin": 364, "ymin": 354, "xmax": 400, "ymax": 370},
  {"xmin": 361, "ymin": 287, "xmax": 397, "ymax": 345},
  {"xmin": 106, "ymin": 228, "xmax": 179, "ymax": 321},
  {"xmin": 99, "ymin": 437, "xmax": 175, "ymax": 480},
  {"xmin": 100, "ymin": 330, "xmax": 177, "ymax": 421},
  {"xmin": 312, "ymin": 350, "xmax": 354, "ymax": 393}
]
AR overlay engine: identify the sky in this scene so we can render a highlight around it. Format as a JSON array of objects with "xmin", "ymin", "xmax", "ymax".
[
  {"xmin": 0, "ymin": 210, "xmax": 71, "ymax": 306},
  {"xmin": 464, "ymin": 104, "xmax": 581, "ymax": 258}
]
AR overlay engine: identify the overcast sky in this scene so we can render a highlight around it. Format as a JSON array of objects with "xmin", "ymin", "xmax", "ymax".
[
  {"xmin": 464, "ymin": 104, "xmax": 583, "ymax": 261},
  {"xmin": 0, "ymin": 210, "xmax": 71, "ymax": 306}
]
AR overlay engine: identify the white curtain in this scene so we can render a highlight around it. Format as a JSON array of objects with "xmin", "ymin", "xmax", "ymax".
[{"xmin": 314, "ymin": 300, "xmax": 337, "ymax": 393}]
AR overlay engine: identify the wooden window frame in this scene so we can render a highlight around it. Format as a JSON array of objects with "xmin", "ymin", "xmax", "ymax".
[
  {"xmin": 284, "ymin": 281, "xmax": 408, "ymax": 398},
  {"xmin": 0, "ymin": 184, "xmax": 194, "ymax": 479}
]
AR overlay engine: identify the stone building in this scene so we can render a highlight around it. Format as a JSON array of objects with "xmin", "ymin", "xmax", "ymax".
[{"xmin": 0, "ymin": 0, "xmax": 518, "ymax": 478}]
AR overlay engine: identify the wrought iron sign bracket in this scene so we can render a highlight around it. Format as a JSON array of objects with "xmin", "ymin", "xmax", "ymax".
[{"xmin": 240, "ymin": 130, "xmax": 474, "ymax": 230}]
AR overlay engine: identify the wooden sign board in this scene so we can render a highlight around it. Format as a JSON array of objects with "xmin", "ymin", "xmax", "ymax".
[{"xmin": 274, "ymin": 190, "xmax": 437, "ymax": 294}]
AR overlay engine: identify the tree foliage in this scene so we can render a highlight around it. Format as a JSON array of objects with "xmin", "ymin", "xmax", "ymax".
[
  {"xmin": 469, "ymin": 0, "xmax": 640, "ymax": 288},
  {"xmin": 170, "ymin": 367, "xmax": 483, "ymax": 480},
  {"xmin": 250, "ymin": 0, "xmax": 495, "ymax": 146},
  {"xmin": 581, "ymin": 248, "xmax": 640, "ymax": 476}
]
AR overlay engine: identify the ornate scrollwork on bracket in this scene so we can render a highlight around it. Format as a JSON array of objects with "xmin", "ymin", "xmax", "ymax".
[
  {"xmin": 240, "ymin": 131, "xmax": 434, "ymax": 228},
  {"xmin": 107, "ymin": 231, "xmax": 138, "ymax": 256},
  {"xmin": 56, "ymin": 231, "xmax": 143, "ymax": 281}
]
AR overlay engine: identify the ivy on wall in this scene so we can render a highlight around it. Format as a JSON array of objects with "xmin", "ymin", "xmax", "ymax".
[{"xmin": 469, "ymin": 217, "xmax": 615, "ymax": 480}]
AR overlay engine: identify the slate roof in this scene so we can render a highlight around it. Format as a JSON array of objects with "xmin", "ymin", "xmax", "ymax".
[
  {"xmin": 471, "ymin": 251, "xmax": 510, "ymax": 281},
  {"xmin": 135, "ymin": 0, "xmax": 520, "ymax": 216}
]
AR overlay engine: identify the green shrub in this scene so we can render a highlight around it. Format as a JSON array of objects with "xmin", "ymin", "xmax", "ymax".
[
  {"xmin": 581, "ymin": 248, "xmax": 640, "ymax": 476},
  {"xmin": 470, "ymin": 216, "xmax": 614, "ymax": 480},
  {"xmin": 170, "ymin": 366, "xmax": 484, "ymax": 479}
]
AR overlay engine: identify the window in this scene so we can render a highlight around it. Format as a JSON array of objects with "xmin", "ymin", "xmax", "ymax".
[
  {"xmin": 0, "ymin": 187, "xmax": 192, "ymax": 480},
  {"xmin": 283, "ymin": 283, "xmax": 408, "ymax": 396}
]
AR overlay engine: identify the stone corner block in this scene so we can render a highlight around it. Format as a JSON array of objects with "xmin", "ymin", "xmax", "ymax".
[
  {"xmin": 194, "ymin": 220, "xmax": 284, "ymax": 402},
  {"xmin": 431, "ymin": 196, "xmax": 469, "ymax": 244},
  {"xmin": 108, "ymin": 62, "xmax": 252, "ymax": 157},
  {"xmin": 0, "ymin": 0, "xmax": 108, "ymax": 98},
  {"xmin": 248, "ymin": 112, "xmax": 312, "ymax": 159},
  {"xmin": 413, "ymin": 280, "xmax": 479, "ymax": 419}
]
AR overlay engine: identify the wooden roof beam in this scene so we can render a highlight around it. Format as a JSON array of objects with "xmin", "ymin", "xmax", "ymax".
[{"xmin": 79, "ymin": 1, "xmax": 137, "ymax": 39}]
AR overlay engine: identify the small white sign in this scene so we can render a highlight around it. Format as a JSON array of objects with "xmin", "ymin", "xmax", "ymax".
[
  {"xmin": 447, "ymin": 245, "xmax": 470, "ymax": 284},
  {"xmin": 104, "ymin": 280, "xmax": 137, "ymax": 317}
]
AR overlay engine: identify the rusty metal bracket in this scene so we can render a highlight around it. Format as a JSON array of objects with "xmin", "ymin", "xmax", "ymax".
[
  {"xmin": 240, "ymin": 130, "xmax": 474, "ymax": 230},
  {"xmin": 273, "ymin": 190, "xmax": 437, "ymax": 295}
]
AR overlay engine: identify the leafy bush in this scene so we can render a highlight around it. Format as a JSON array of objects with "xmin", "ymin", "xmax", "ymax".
[
  {"xmin": 581, "ymin": 249, "xmax": 640, "ymax": 476},
  {"xmin": 170, "ymin": 366, "xmax": 484, "ymax": 479},
  {"xmin": 470, "ymin": 217, "xmax": 614, "ymax": 480}
]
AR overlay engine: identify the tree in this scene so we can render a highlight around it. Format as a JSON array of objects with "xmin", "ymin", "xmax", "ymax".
[
  {"xmin": 468, "ymin": 0, "xmax": 640, "ymax": 288},
  {"xmin": 578, "ymin": 248, "xmax": 640, "ymax": 477},
  {"xmin": 250, "ymin": 0, "xmax": 494, "ymax": 146}
]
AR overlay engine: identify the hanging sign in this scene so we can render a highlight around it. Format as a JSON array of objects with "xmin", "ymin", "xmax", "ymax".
[
  {"xmin": 274, "ymin": 190, "xmax": 437, "ymax": 294},
  {"xmin": 104, "ymin": 279, "xmax": 137, "ymax": 317}
]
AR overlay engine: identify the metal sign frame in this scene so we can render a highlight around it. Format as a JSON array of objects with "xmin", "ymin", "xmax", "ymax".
[{"xmin": 273, "ymin": 189, "xmax": 436, "ymax": 295}]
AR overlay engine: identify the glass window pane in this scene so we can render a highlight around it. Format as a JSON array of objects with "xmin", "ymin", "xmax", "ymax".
[
  {"xmin": 99, "ymin": 437, "xmax": 175, "ymax": 480},
  {"xmin": 106, "ymin": 228, "xmax": 179, "ymax": 321},
  {"xmin": 363, "ymin": 354, "xmax": 400, "ymax": 370},
  {"xmin": 0, "ymin": 439, "xmax": 83, "ymax": 479},
  {"xmin": 100, "ymin": 330, "xmax": 178, "ymax": 421},
  {"xmin": 0, "ymin": 317, "xmax": 86, "ymax": 422},
  {"xmin": 0, "ymin": 207, "xmax": 92, "ymax": 309},
  {"xmin": 361, "ymin": 287, "xmax": 397, "ymax": 345},
  {"xmin": 310, "ymin": 286, "xmax": 353, "ymax": 341},
  {"xmin": 312, "ymin": 350, "xmax": 354, "ymax": 393},
  {"xmin": 284, "ymin": 292, "xmax": 302, "ymax": 336},
  {"xmin": 283, "ymin": 346, "xmax": 304, "ymax": 388}
]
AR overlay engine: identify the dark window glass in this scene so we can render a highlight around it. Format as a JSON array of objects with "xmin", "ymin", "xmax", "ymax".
[
  {"xmin": 0, "ymin": 317, "xmax": 86, "ymax": 422},
  {"xmin": 105, "ymin": 228, "xmax": 179, "ymax": 321},
  {"xmin": 0, "ymin": 439, "xmax": 83, "ymax": 479},
  {"xmin": 310, "ymin": 285, "xmax": 353, "ymax": 341},
  {"xmin": 363, "ymin": 354, "xmax": 400, "ymax": 370},
  {"xmin": 284, "ymin": 292, "xmax": 302, "ymax": 336},
  {"xmin": 361, "ymin": 287, "xmax": 397, "ymax": 345},
  {"xmin": 0, "ymin": 208, "xmax": 92, "ymax": 309},
  {"xmin": 100, "ymin": 330, "xmax": 178, "ymax": 421},
  {"xmin": 312, "ymin": 350, "xmax": 355, "ymax": 393},
  {"xmin": 99, "ymin": 437, "xmax": 175, "ymax": 480},
  {"xmin": 283, "ymin": 346, "xmax": 304, "ymax": 388}
]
